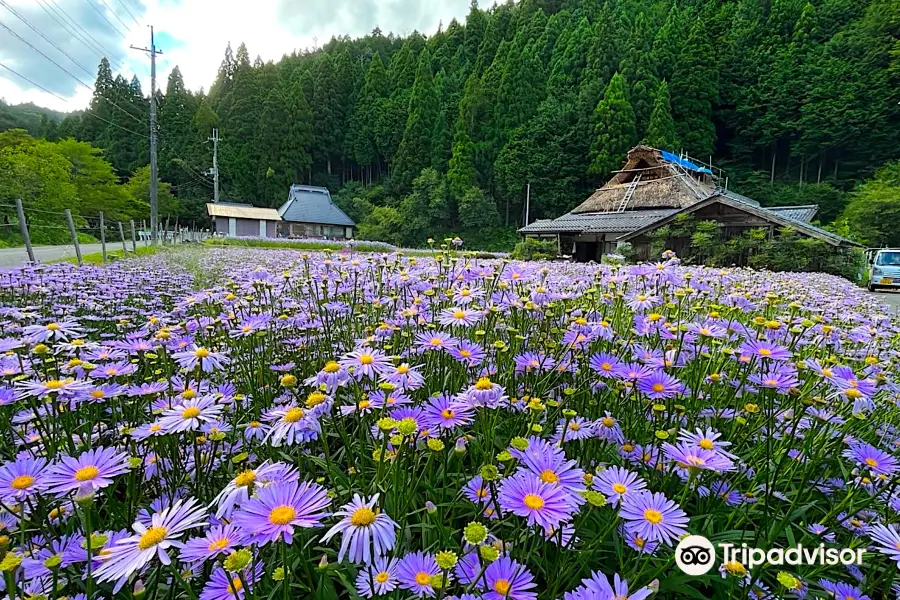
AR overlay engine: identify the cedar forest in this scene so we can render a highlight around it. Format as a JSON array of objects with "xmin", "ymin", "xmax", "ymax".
[{"xmin": 1, "ymin": 0, "xmax": 899, "ymax": 250}]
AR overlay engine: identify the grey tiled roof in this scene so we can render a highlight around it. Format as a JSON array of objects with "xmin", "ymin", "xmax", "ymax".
[
  {"xmin": 519, "ymin": 209, "xmax": 678, "ymax": 234},
  {"xmin": 277, "ymin": 185, "xmax": 355, "ymax": 226},
  {"xmin": 716, "ymin": 188, "xmax": 760, "ymax": 207},
  {"xmin": 766, "ymin": 205, "xmax": 818, "ymax": 223}
]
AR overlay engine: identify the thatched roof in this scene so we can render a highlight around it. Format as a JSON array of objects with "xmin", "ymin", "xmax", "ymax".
[{"xmin": 571, "ymin": 146, "xmax": 714, "ymax": 214}]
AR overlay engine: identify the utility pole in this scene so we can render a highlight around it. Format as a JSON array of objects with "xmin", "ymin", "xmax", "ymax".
[
  {"xmin": 131, "ymin": 26, "xmax": 163, "ymax": 244},
  {"xmin": 207, "ymin": 128, "xmax": 221, "ymax": 203},
  {"xmin": 524, "ymin": 182, "xmax": 531, "ymax": 227}
]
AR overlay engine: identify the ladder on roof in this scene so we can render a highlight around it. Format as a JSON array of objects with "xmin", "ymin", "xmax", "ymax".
[{"xmin": 616, "ymin": 174, "xmax": 642, "ymax": 212}]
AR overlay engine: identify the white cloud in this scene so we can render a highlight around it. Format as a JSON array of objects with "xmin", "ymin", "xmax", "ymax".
[{"xmin": 0, "ymin": 0, "xmax": 479, "ymax": 112}]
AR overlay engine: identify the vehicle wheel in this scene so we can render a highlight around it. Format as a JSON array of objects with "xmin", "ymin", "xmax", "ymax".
[{"xmin": 868, "ymin": 282, "xmax": 878, "ymax": 292}]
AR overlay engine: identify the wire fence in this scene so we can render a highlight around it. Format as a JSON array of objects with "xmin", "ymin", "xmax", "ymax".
[{"xmin": 0, "ymin": 200, "xmax": 211, "ymax": 266}]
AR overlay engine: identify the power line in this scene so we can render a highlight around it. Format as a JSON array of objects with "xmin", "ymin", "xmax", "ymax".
[
  {"xmin": 0, "ymin": 19, "xmax": 93, "ymax": 91},
  {"xmin": 0, "ymin": 0, "xmax": 95, "ymax": 79},
  {"xmin": 0, "ymin": 61, "xmax": 69, "ymax": 102},
  {"xmin": 98, "ymin": 0, "xmax": 132, "ymax": 32},
  {"xmin": 82, "ymin": 0, "xmax": 126, "ymax": 39},
  {"xmin": 86, "ymin": 109, "xmax": 146, "ymax": 139},
  {"xmin": 114, "ymin": 0, "xmax": 140, "ymax": 27},
  {"xmin": 36, "ymin": 0, "xmax": 110, "ymax": 68},
  {"xmin": 43, "ymin": 0, "xmax": 126, "ymax": 69}
]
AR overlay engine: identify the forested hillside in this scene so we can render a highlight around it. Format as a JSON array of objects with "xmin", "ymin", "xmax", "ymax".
[{"xmin": 4, "ymin": 0, "xmax": 899, "ymax": 248}]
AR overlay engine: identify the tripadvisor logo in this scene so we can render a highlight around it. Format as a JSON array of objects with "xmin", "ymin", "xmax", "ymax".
[{"xmin": 675, "ymin": 535, "xmax": 865, "ymax": 576}]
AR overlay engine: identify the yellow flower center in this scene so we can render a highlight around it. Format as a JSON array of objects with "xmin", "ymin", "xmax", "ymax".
[
  {"xmin": 323, "ymin": 361, "xmax": 340, "ymax": 373},
  {"xmin": 397, "ymin": 365, "xmax": 409, "ymax": 374},
  {"xmin": 229, "ymin": 577, "xmax": 243, "ymax": 594},
  {"xmin": 234, "ymin": 470, "xmax": 257, "ymax": 487},
  {"xmin": 47, "ymin": 323, "xmax": 61, "ymax": 331},
  {"xmin": 523, "ymin": 494, "xmax": 545, "ymax": 510},
  {"xmin": 269, "ymin": 505, "xmax": 296, "ymax": 525},
  {"xmin": 569, "ymin": 422, "xmax": 581, "ymax": 431},
  {"xmin": 865, "ymin": 458, "xmax": 879, "ymax": 468},
  {"xmin": 651, "ymin": 383, "xmax": 665, "ymax": 393},
  {"xmin": 208, "ymin": 538, "xmax": 230, "ymax": 551},
  {"xmin": 182, "ymin": 389, "xmax": 197, "ymax": 400},
  {"xmin": 699, "ymin": 439, "xmax": 714, "ymax": 450},
  {"xmin": 10, "ymin": 475, "xmax": 34, "ymax": 490},
  {"xmin": 350, "ymin": 507, "xmax": 377, "ymax": 527},
  {"xmin": 195, "ymin": 348, "xmax": 210, "ymax": 358},
  {"xmin": 758, "ymin": 348, "xmax": 771, "ymax": 357},
  {"xmin": 359, "ymin": 354, "xmax": 374, "ymax": 365},
  {"xmin": 643, "ymin": 509, "xmax": 663, "ymax": 525},
  {"xmin": 415, "ymin": 572, "xmax": 431, "ymax": 586},
  {"xmin": 90, "ymin": 390, "xmax": 105, "ymax": 399},
  {"xmin": 494, "ymin": 580, "xmax": 511, "ymax": 595},
  {"xmin": 358, "ymin": 400, "xmax": 371, "ymax": 410},
  {"xmin": 138, "ymin": 526, "xmax": 168, "ymax": 550},
  {"xmin": 45, "ymin": 380, "xmax": 65, "ymax": 390},
  {"xmin": 453, "ymin": 311, "xmax": 466, "ymax": 319},
  {"xmin": 430, "ymin": 338, "xmax": 443, "ymax": 346},
  {"xmin": 845, "ymin": 388, "xmax": 861, "ymax": 399},
  {"xmin": 441, "ymin": 409, "xmax": 455, "ymax": 419},
  {"xmin": 460, "ymin": 350, "xmax": 471, "ymax": 358},
  {"xmin": 182, "ymin": 406, "xmax": 201, "ymax": 419},
  {"xmin": 476, "ymin": 488, "xmax": 488, "ymax": 498},
  {"xmin": 74, "ymin": 466, "xmax": 99, "ymax": 481},
  {"xmin": 283, "ymin": 407, "xmax": 305, "ymax": 423},
  {"xmin": 601, "ymin": 362, "xmax": 612, "ymax": 371},
  {"xmin": 540, "ymin": 470, "xmax": 559, "ymax": 484},
  {"xmin": 475, "ymin": 377, "xmax": 493, "ymax": 391},
  {"xmin": 602, "ymin": 417, "xmax": 615, "ymax": 427},
  {"xmin": 375, "ymin": 571, "xmax": 390, "ymax": 583},
  {"xmin": 612, "ymin": 483, "xmax": 627, "ymax": 494}
]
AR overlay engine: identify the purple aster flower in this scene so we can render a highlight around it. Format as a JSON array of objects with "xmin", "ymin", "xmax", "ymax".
[
  {"xmin": 22, "ymin": 319, "xmax": 84, "ymax": 342},
  {"xmin": 637, "ymin": 371, "xmax": 684, "ymax": 399},
  {"xmin": 739, "ymin": 339, "xmax": 791, "ymax": 362},
  {"xmin": 159, "ymin": 396, "xmax": 224, "ymax": 433},
  {"xmin": 818, "ymin": 579, "xmax": 869, "ymax": 600},
  {"xmin": 94, "ymin": 498, "xmax": 207, "ymax": 588},
  {"xmin": 340, "ymin": 348, "xmax": 393, "ymax": 380},
  {"xmin": 619, "ymin": 491, "xmax": 689, "ymax": 546},
  {"xmin": 589, "ymin": 353, "xmax": 621, "ymax": 377},
  {"xmin": 439, "ymin": 307, "xmax": 481, "ymax": 327},
  {"xmin": 44, "ymin": 447, "xmax": 130, "ymax": 496},
  {"xmin": 595, "ymin": 466, "xmax": 646, "ymax": 507},
  {"xmin": 180, "ymin": 524, "xmax": 245, "ymax": 564},
  {"xmin": 356, "ymin": 557, "xmax": 399, "ymax": 598},
  {"xmin": 423, "ymin": 394, "xmax": 474, "ymax": 431},
  {"xmin": 677, "ymin": 428, "xmax": 738, "ymax": 459},
  {"xmin": 199, "ymin": 564, "xmax": 263, "ymax": 600},
  {"xmin": 593, "ymin": 412, "xmax": 624, "ymax": 443},
  {"xmin": 749, "ymin": 368, "xmax": 799, "ymax": 393},
  {"xmin": 383, "ymin": 363, "xmax": 425, "ymax": 390},
  {"xmin": 396, "ymin": 551, "xmax": 441, "ymax": 597},
  {"xmin": 868, "ymin": 523, "xmax": 900, "ymax": 564},
  {"xmin": 518, "ymin": 443, "xmax": 585, "ymax": 503},
  {"xmin": 305, "ymin": 360, "xmax": 350, "ymax": 393},
  {"xmin": 88, "ymin": 361, "xmax": 138, "ymax": 379},
  {"xmin": 16, "ymin": 377, "xmax": 91, "ymax": 399},
  {"xmin": 619, "ymin": 524, "xmax": 659, "ymax": 555},
  {"xmin": 577, "ymin": 571, "xmax": 653, "ymax": 600},
  {"xmin": 464, "ymin": 377, "xmax": 506, "ymax": 408},
  {"xmin": 232, "ymin": 480, "xmax": 330, "ymax": 545},
  {"xmin": 263, "ymin": 404, "xmax": 320, "ymax": 446},
  {"xmin": 482, "ymin": 557, "xmax": 537, "ymax": 600},
  {"xmin": 843, "ymin": 442, "xmax": 899, "ymax": 476},
  {"xmin": 513, "ymin": 351, "xmax": 554, "ymax": 374},
  {"xmin": 415, "ymin": 332, "xmax": 457, "ymax": 353},
  {"xmin": 321, "ymin": 493, "xmax": 398, "ymax": 564},
  {"xmin": 498, "ymin": 471, "xmax": 577, "ymax": 531},
  {"xmin": 615, "ymin": 362, "xmax": 654, "ymax": 381},
  {"xmin": 449, "ymin": 341, "xmax": 486, "ymax": 366},
  {"xmin": 126, "ymin": 382, "xmax": 167, "ymax": 397},
  {"xmin": 228, "ymin": 314, "xmax": 272, "ymax": 338},
  {"xmin": 212, "ymin": 461, "xmax": 298, "ymax": 519},
  {"xmin": 462, "ymin": 475, "xmax": 493, "ymax": 505},
  {"xmin": 0, "ymin": 456, "xmax": 47, "ymax": 500},
  {"xmin": 662, "ymin": 441, "xmax": 736, "ymax": 472},
  {"xmin": 172, "ymin": 345, "xmax": 230, "ymax": 372}
]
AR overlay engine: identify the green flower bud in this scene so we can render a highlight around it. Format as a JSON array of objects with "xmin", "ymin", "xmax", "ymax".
[
  {"xmin": 582, "ymin": 491, "xmax": 607, "ymax": 507},
  {"xmin": 510, "ymin": 437, "xmax": 529, "ymax": 451},
  {"xmin": 562, "ymin": 409, "xmax": 577, "ymax": 418},
  {"xmin": 272, "ymin": 567, "xmax": 285, "ymax": 581},
  {"xmin": 397, "ymin": 417, "xmax": 418, "ymax": 437},
  {"xmin": 435, "ymin": 551, "xmax": 458, "ymax": 570},
  {"xmin": 463, "ymin": 522, "xmax": 488, "ymax": 546},
  {"xmin": 43, "ymin": 554, "xmax": 62, "ymax": 570},
  {"xmin": 0, "ymin": 553, "xmax": 22, "ymax": 572},
  {"xmin": 389, "ymin": 434, "xmax": 405, "ymax": 446},
  {"xmin": 427, "ymin": 439, "xmax": 445, "ymax": 452},
  {"xmin": 496, "ymin": 450, "xmax": 513, "ymax": 462},
  {"xmin": 377, "ymin": 417, "xmax": 397, "ymax": 432},
  {"xmin": 223, "ymin": 549, "xmax": 252, "ymax": 572},
  {"xmin": 480, "ymin": 465, "xmax": 499, "ymax": 481},
  {"xmin": 429, "ymin": 574, "xmax": 446, "ymax": 589},
  {"xmin": 530, "ymin": 424, "xmax": 543, "ymax": 434},
  {"xmin": 479, "ymin": 545, "xmax": 499, "ymax": 563}
]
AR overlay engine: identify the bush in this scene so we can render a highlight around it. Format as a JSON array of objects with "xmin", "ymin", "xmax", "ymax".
[{"xmin": 512, "ymin": 237, "xmax": 558, "ymax": 261}]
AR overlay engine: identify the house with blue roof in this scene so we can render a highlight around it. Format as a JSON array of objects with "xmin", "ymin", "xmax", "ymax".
[
  {"xmin": 277, "ymin": 185, "xmax": 356, "ymax": 239},
  {"xmin": 519, "ymin": 146, "xmax": 860, "ymax": 261}
]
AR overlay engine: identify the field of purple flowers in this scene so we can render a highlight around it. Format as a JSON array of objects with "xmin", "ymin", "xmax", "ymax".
[{"xmin": 0, "ymin": 247, "xmax": 898, "ymax": 600}]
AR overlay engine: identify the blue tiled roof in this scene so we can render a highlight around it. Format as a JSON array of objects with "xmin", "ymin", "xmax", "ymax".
[{"xmin": 277, "ymin": 185, "xmax": 355, "ymax": 227}]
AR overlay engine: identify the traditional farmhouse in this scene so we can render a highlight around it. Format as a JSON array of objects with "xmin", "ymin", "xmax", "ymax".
[
  {"xmin": 519, "ymin": 146, "xmax": 860, "ymax": 262},
  {"xmin": 277, "ymin": 185, "xmax": 355, "ymax": 239},
  {"xmin": 207, "ymin": 202, "xmax": 281, "ymax": 238}
]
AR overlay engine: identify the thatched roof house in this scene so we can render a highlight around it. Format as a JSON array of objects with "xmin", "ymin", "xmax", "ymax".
[{"xmin": 519, "ymin": 145, "xmax": 855, "ymax": 262}]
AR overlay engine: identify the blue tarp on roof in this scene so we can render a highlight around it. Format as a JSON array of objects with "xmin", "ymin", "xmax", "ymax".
[{"xmin": 661, "ymin": 150, "xmax": 713, "ymax": 175}]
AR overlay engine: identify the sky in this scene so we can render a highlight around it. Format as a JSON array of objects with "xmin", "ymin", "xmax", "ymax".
[{"xmin": 0, "ymin": 0, "xmax": 480, "ymax": 113}]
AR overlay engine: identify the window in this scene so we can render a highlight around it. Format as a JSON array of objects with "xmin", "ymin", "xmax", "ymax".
[{"xmin": 876, "ymin": 252, "xmax": 900, "ymax": 266}]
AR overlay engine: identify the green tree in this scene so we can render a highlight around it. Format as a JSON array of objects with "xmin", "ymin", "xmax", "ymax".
[
  {"xmin": 645, "ymin": 81, "xmax": 678, "ymax": 150},
  {"xmin": 670, "ymin": 19, "xmax": 718, "ymax": 156},
  {"xmin": 840, "ymin": 160, "xmax": 900, "ymax": 247},
  {"xmin": 392, "ymin": 49, "xmax": 439, "ymax": 193},
  {"xmin": 588, "ymin": 73, "xmax": 636, "ymax": 177}
]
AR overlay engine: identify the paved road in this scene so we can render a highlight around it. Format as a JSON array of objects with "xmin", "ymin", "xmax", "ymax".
[
  {"xmin": 864, "ymin": 289, "xmax": 900, "ymax": 312},
  {"xmin": 0, "ymin": 243, "xmax": 106, "ymax": 268}
]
